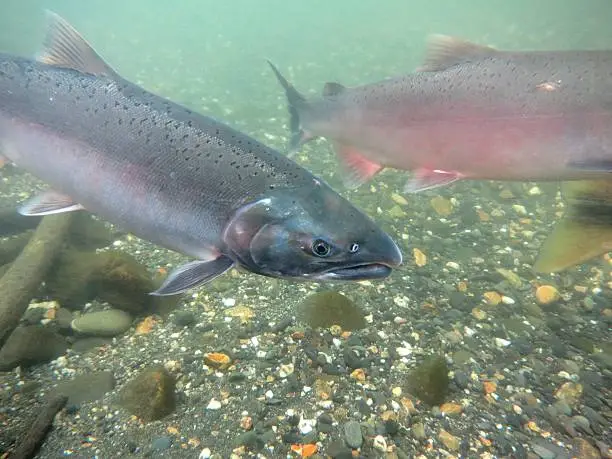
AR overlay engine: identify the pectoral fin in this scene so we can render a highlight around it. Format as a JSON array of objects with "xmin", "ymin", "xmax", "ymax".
[
  {"xmin": 333, "ymin": 143, "xmax": 383, "ymax": 189},
  {"xmin": 150, "ymin": 256, "xmax": 234, "ymax": 296},
  {"xmin": 534, "ymin": 218, "xmax": 612, "ymax": 273},
  {"xmin": 18, "ymin": 189, "xmax": 85, "ymax": 216},
  {"xmin": 404, "ymin": 169, "xmax": 462, "ymax": 193},
  {"xmin": 534, "ymin": 179, "xmax": 612, "ymax": 272}
]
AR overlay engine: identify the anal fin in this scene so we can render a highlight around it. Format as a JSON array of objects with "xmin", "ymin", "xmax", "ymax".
[
  {"xmin": 18, "ymin": 189, "xmax": 85, "ymax": 216},
  {"xmin": 151, "ymin": 256, "xmax": 234, "ymax": 296},
  {"xmin": 404, "ymin": 168, "xmax": 462, "ymax": 193},
  {"xmin": 567, "ymin": 159, "xmax": 612, "ymax": 173},
  {"xmin": 333, "ymin": 143, "xmax": 383, "ymax": 189}
]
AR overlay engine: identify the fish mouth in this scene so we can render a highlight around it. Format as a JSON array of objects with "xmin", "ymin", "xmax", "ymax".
[{"xmin": 316, "ymin": 263, "xmax": 394, "ymax": 281}]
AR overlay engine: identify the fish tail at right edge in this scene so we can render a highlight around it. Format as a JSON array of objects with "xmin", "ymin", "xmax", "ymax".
[
  {"xmin": 266, "ymin": 61, "xmax": 312, "ymax": 154},
  {"xmin": 534, "ymin": 179, "xmax": 612, "ymax": 273}
]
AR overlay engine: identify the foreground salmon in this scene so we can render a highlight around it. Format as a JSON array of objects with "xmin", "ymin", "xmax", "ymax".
[{"xmin": 0, "ymin": 12, "xmax": 402, "ymax": 295}]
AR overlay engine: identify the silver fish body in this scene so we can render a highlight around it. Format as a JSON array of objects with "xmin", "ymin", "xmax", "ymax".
[
  {"xmin": 269, "ymin": 36, "xmax": 612, "ymax": 192},
  {"xmin": 0, "ymin": 12, "xmax": 402, "ymax": 294}
]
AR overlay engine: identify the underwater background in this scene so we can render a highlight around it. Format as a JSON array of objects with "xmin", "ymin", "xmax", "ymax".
[{"xmin": 0, "ymin": 1, "xmax": 611, "ymax": 458}]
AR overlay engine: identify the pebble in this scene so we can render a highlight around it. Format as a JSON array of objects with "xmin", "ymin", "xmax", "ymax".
[
  {"xmin": 531, "ymin": 439, "xmax": 569, "ymax": 459},
  {"xmin": 71, "ymin": 309, "xmax": 132, "ymax": 337},
  {"xmin": 51, "ymin": 371, "xmax": 115, "ymax": 406},
  {"xmin": 495, "ymin": 337, "xmax": 511, "ymax": 347},
  {"xmin": 279, "ymin": 363, "xmax": 294, "ymax": 377},
  {"xmin": 501, "ymin": 295, "xmax": 515, "ymax": 305},
  {"xmin": 151, "ymin": 436, "xmax": 172, "ymax": 451},
  {"xmin": 553, "ymin": 400, "xmax": 572, "ymax": 416},
  {"xmin": 343, "ymin": 420, "xmax": 363, "ymax": 448},
  {"xmin": 454, "ymin": 371, "xmax": 469, "ymax": 389},
  {"xmin": 440, "ymin": 402, "xmax": 462, "ymax": 415},
  {"xmin": 555, "ymin": 381, "xmax": 583, "ymax": 406},
  {"xmin": 531, "ymin": 443, "xmax": 557, "ymax": 459},
  {"xmin": 573, "ymin": 438, "xmax": 603, "ymax": 459},
  {"xmin": 438, "ymin": 429, "xmax": 460, "ymax": 451},
  {"xmin": 173, "ymin": 310, "xmax": 196, "ymax": 327},
  {"xmin": 412, "ymin": 422, "xmax": 426, "ymax": 440},
  {"xmin": 206, "ymin": 399, "xmax": 222, "ymax": 410},
  {"xmin": 198, "ymin": 447, "xmax": 212, "ymax": 459},
  {"xmin": 446, "ymin": 261, "xmax": 460, "ymax": 270},
  {"xmin": 572, "ymin": 415, "xmax": 592, "ymax": 434},
  {"xmin": 372, "ymin": 435, "xmax": 387, "ymax": 452},
  {"xmin": 396, "ymin": 346, "xmax": 412, "ymax": 357},
  {"xmin": 0, "ymin": 326, "xmax": 68, "ymax": 371}
]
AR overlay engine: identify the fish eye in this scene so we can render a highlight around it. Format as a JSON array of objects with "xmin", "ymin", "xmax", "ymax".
[
  {"xmin": 349, "ymin": 242, "xmax": 359, "ymax": 253},
  {"xmin": 311, "ymin": 238, "xmax": 332, "ymax": 257}
]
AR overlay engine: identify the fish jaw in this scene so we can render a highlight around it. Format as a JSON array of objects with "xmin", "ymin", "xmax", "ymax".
[{"xmin": 222, "ymin": 183, "xmax": 402, "ymax": 282}]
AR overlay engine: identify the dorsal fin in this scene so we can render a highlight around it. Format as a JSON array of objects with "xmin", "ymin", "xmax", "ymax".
[
  {"xmin": 419, "ymin": 34, "xmax": 498, "ymax": 72},
  {"xmin": 322, "ymin": 82, "xmax": 346, "ymax": 97},
  {"xmin": 37, "ymin": 10, "xmax": 118, "ymax": 77}
]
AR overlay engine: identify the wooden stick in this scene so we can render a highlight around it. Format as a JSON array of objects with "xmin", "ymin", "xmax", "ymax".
[
  {"xmin": 9, "ymin": 395, "xmax": 68, "ymax": 459},
  {"xmin": 0, "ymin": 214, "xmax": 72, "ymax": 349}
]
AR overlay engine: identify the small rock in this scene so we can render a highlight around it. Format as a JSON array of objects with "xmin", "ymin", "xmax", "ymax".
[
  {"xmin": 151, "ymin": 436, "xmax": 172, "ymax": 451},
  {"xmin": 405, "ymin": 356, "xmax": 449, "ymax": 406},
  {"xmin": 0, "ymin": 325, "xmax": 67, "ymax": 371},
  {"xmin": 279, "ymin": 363, "xmax": 294, "ymax": 378},
  {"xmin": 71, "ymin": 309, "xmax": 132, "ymax": 337},
  {"xmin": 438, "ymin": 429, "xmax": 460, "ymax": 451},
  {"xmin": 55, "ymin": 307, "xmax": 74, "ymax": 331},
  {"xmin": 173, "ymin": 310, "xmax": 196, "ymax": 327},
  {"xmin": 553, "ymin": 400, "xmax": 572, "ymax": 416},
  {"xmin": 51, "ymin": 371, "xmax": 115, "ymax": 405},
  {"xmin": 120, "ymin": 366, "xmax": 176, "ymax": 422},
  {"xmin": 482, "ymin": 292, "xmax": 502, "ymax": 306},
  {"xmin": 440, "ymin": 402, "xmax": 462, "ymax": 415},
  {"xmin": 535, "ymin": 285, "xmax": 560, "ymax": 305},
  {"xmin": 531, "ymin": 443, "xmax": 557, "ymax": 459},
  {"xmin": 203, "ymin": 352, "xmax": 231, "ymax": 369},
  {"xmin": 412, "ymin": 422, "xmax": 426, "ymax": 440},
  {"xmin": 224, "ymin": 305, "xmax": 254, "ymax": 323},
  {"xmin": 343, "ymin": 420, "xmax": 363, "ymax": 449},
  {"xmin": 206, "ymin": 399, "xmax": 222, "ymax": 410},
  {"xmin": 297, "ymin": 291, "xmax": 366, "ymax": 331},
  {"xmin": 454, "ymin": 371, "xmax": 469, "ymax": 389},
  {"xmin": 572, "ymin": 415, "xmax": 592, "ymax": 434},
  {"xmin": 372, "ymin": 435, "xmax": 387, "ymax": 452},
  {"xmin": 555, "ymin": 381, "xmax": 583, "ymax": 407},
  {"xmin": 572, "ymin": 438, "xmax": 601, "ymax": 459},
  {"xmin": 71, "ymin": 337, "xmax": 112, "ymax": 353}
]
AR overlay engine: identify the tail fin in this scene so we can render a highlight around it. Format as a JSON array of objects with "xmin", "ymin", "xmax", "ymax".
[
  {"xmin": 534, "ymin": 180, "xmax": 612, "ymax": 272},
  {"xmin": 266, "ymin": 61, "xmax": 313, "ymax": 153}
]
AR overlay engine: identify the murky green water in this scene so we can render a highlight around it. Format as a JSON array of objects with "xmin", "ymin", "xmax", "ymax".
[{"xmin": 1, "ymin": 2, "xmax": 611, "ymax": 457}]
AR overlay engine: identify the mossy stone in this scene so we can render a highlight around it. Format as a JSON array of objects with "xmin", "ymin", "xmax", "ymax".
[
  {"xmin": 45, "ymin": 249, "xmax": 157, "ymax": 313},
  {"xmin": 297, "ymin": 291, "xmax": 366, "ymax": 331},
  {"xmin": 119, "ymin": 367, "xmax": 176, "ymax": 422},
  {"xmin": 405, "ymin": 355, "xmax": 450, "ymax": 406}
]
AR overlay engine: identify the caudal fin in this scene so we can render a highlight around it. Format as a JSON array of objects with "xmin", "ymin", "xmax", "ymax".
[
  {"xmin": 266, "ymin": 61, "xmax": 314, "ymax": 153},
  {"xmin": 534, "ymin": 180, "xmax": 612, "ymax": 272}
]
